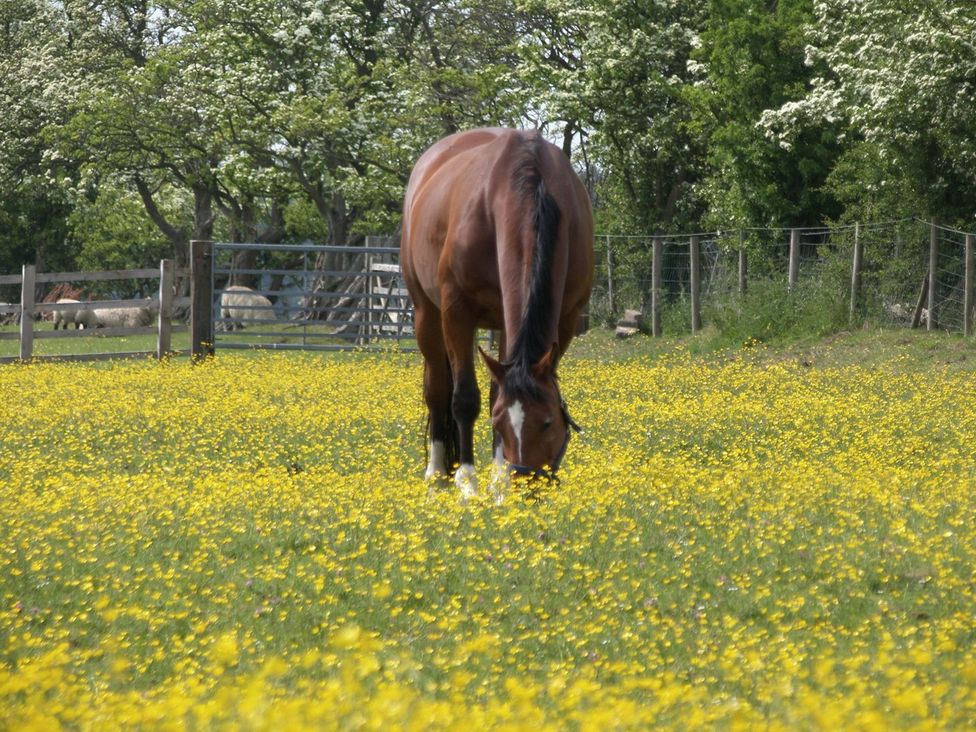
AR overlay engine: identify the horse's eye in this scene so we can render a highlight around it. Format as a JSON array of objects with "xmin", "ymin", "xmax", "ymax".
[{"xmin": 542, "ymin": 418, "xmax": 553, "ymax": 431}]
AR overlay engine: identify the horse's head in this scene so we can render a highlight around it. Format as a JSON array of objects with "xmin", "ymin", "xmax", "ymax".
[{"xmin": 479, "ymin": 344, "xmax": 580, "ymax": 481}]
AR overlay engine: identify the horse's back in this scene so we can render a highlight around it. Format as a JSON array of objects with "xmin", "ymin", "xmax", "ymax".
[
  {"xmin": 404, "ymin": 128, "xmax": 507, "ymax": 199},
  {"xmin": 401, "ymin": 128, "xmax": 592, "ymax": 325},
  {"xmin": 401, "ymin": 129, "xmax": 512, "ymax": 310}
]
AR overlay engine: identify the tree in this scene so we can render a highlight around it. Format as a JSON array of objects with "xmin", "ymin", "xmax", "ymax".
[
  {"xmin": 520, "ymin": 0, "xmax": 708, "ymax": 234},
  {"xmin": 691, "ymin": 0, "xmax": 842, "ymax": 229},
  {"xmin": 761, "ymin": 0, "xmax": 976, "ymax": 224},
  {"xmin": 0, "ymin": 0, "xmax": 79, "ymax": 277}
]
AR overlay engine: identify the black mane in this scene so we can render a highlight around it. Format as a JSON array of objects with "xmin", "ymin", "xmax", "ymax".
[{"xmin": 504, "ymin": 134, "xmax": 561, "ymax": 401}]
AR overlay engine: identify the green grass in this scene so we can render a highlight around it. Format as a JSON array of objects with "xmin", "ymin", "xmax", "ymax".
[
  {"xmin": 6, "ymin": 316, "xmax": 976, "ymax": 375},
  {"xmin": 0, "ymin": 322, "xmax": 417, "ymax": 360},
  {"xmin": 569, "ymin": 321, "xmax": 976, "ymax": 371},
  {"xmin": 0, "ymin": 324, "xmax": 191, "ymax": 358},
  {"xmin": 1, "ymin": 330, "xmax": 975, "ymax": 726}
]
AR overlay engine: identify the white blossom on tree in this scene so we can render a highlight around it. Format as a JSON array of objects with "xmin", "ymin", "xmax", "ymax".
[{"xmin": 761, "ymin": 0, "xmax": 976, "ymax": 215}]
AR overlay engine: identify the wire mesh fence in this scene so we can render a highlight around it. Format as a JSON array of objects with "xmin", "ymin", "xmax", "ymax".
[
  {"xmin": 591, "ymin": 218, "xmax": 974, "ymax": 337},
  {"xmin": 191, "ymin": 217, "xmax": 973, "ymax": 357}
]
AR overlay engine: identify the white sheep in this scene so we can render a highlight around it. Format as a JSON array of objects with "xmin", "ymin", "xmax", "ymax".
[
  {"xmin": 0, "ymin": 302, "xmax": 19, "ymax": 326},
  {"xmin": 219, "ymin": 286, "xmax": 276, "ymax": 330},
  {"xmin": 52, "ymin": 299, "xmax": 97, "ymax": 330},
  {"xmin": 92, "ymin": 305, "xmax": 153, "ymax": 329}
]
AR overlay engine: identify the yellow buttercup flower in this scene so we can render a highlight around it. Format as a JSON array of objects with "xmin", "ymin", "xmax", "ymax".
[{"xmin": 0, "ymin": 342, "xmax": 973, "ymax": 728}]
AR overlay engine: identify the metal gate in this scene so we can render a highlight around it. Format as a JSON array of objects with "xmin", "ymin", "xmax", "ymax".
[{"xmin": 211, "ymin": 240, "xmax": 414, "ymax": 352}]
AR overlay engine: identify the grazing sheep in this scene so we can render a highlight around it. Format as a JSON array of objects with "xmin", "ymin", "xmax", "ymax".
[
  {"xmin": 93, "ymin": 305, "xmax": 153, "ymax": 329},
  {"xmin": 884, "ymin": 302, "xmax": 912, "ymax": 321},
  {"xmin": 219, "ymin": 286, "xmax": 276, "ymax": 331},
  {"xmin": 0, "ymin": 302, "xmax": 18, "ymax": 326},
  {"xmin": 53, "ymin": 299, "xmax": 97, "ymax": 330},
  {"xmin": 883, "ymin": 301, "xmax": 929, "ymax": 327}
]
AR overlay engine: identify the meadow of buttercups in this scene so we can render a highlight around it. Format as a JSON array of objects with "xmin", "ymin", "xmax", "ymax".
[{"xmin": 1, "ymin": 344, "xmax": 975, "ymax": 729}]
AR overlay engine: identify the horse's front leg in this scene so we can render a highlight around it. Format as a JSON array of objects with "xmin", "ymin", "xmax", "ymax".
[
  {"xmin": 443, "ymin": 307, "xmax": 481, "ymax": 499},
  {"xmin": 451, "ymin": 364, "xmax": 480, "ymax": 498},
  {"xmin": 487, "ymin": 330, "xmax": 510, "ymax": 503}
]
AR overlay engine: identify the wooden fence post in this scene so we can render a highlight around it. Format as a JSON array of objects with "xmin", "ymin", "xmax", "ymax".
[
  {"xmin": 19, "ymin": 264, "xmax": 35, "ymax": 361},
  {"xmin": 788, "ymin": 228, "xmax": 800, "ymax": 292},
  {"xmin": 738, "ymin": 230, "xmax": 747, "ymax": 295},
  {"xmin": 651, "ymin": 236, "xmax": 662, "ymax": 337},
  {"xmin": 911, "ymin": 276, "xmax": 929, "ymax": 329},
  {"xmin": 190, "ymin": 240, "xmax": 215, "ymax": 361},
  {"xmin": 157, "ymin": 258, "xmax": 174, "ymax": 359},
  {"xmin": 849, "ymin": 222, "xmax": 863, "ymax": 323},
  {"xmin": 965, "ymin": 233, "xmax": 974, "ymax": 336},
  {"xmin": 606, "ymin": 235, "xmax": 616, "ymax": 317},
  {"xmin": 690, "ymin": 235, "xmax": 701, "ymax": 333},
  {"xmin": 928, "ymin": 220, "xmax": 939, "ymax": 331}
]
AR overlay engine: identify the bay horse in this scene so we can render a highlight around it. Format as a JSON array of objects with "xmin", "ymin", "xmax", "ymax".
[{"xmin": 401, "ymin": 128, "xmax": 594, "ymax": 499}]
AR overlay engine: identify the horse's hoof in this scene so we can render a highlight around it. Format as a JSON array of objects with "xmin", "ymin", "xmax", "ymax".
[
  {"xmin": 488, "ymin": 470, "xmax": 509, "ymax": 505},
  {"xmin": 455, "ymin": 464, "xmax": 479, "ymax": 499}
]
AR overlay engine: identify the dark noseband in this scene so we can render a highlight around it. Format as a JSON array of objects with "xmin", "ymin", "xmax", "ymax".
[{"xmin": 507, "ymin": 397, "xmax": 582, "ymax": 482}]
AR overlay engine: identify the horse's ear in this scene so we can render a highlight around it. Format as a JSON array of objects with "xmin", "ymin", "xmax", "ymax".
[
  {"xmin": 531, "ymin": 342, "xmax": 559, "ymax": 379},
  {"xmin": 479, "ymin": 346, "xmax": 507, "ymax": 384}
]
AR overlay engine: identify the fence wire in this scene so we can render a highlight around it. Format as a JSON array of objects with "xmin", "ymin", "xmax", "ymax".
[
  {"xmin": 203, "ymin": 218, "xmax": 972, "ymax": 353},
  {"xmin": 592, "ymin": 219, "xmax": 974, "ymax": 336}
]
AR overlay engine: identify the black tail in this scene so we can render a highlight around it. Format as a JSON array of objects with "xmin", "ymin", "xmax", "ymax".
[
  {"xmin": 518, "ymin": 177, "xmax": 561, "ymax": 366},
  {"xmin": 507, "ymin": 145, "xmax": 562, "ymax": 399}
]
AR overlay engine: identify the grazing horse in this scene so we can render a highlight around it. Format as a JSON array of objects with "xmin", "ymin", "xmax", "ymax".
[{"xmin": 401, "ymin": 128, "xmax": 594, "ymax": 499}]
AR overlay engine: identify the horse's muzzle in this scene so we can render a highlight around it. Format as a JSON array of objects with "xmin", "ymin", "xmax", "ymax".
[
  {"xmin": 508, "ymin": 462, "xmax": 559, "ymax": 483},
  {"xmin": 507, "ymin": 404, "xmax": 582, "ymax": 483}
]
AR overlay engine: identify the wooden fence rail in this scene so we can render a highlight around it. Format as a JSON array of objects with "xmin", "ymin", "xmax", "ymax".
[
  {"xmin": 5, "ymin": 220, "xmax": 975, "ymax": 364},
  {"xmin": 0, "ymin": 259, "xmax": 187, "ymax": 364}
]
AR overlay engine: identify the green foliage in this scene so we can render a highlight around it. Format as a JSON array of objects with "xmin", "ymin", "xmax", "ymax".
[
  {"xmin": 703, "ymin": 276, "xmax": 850, "ymax": 348},
  {"xmin": 0, "ymin": 188, "xmax": 75, "ymax": 299},
  {"xmin": 693, "ymin": 0, "xmax": 842, "ymax": 229},
  {"xmin": 762, "ymin": 0, "xmax": 976, "ymax": 225},
  {"xmin": 0, "ymin": 0, "xmax": 972, "ymax": 284},
  {"xmin": 824, "ymin": 143, "xmax": 927, "ymax": 225},
  {"xmin": 283, "ymin": 198, "xmax": 331, "ymax": 243},
  {"xmin": 586, "ymin": 0, "xmax": 707, "ymax": 232},
  {"xmin": 69, "ymin": 184, "xmax": 173, "ymax": 273}
]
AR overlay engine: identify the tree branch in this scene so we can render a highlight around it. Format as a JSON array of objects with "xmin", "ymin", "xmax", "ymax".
[{"xmin": 133, "ymin": 175, "xmax": 184, "ymax": 244}]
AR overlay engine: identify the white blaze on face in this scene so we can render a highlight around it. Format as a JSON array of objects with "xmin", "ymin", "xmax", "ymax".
[{"xmin": 507, "ymin": 400, "xmax": 525, "ymax": 463}]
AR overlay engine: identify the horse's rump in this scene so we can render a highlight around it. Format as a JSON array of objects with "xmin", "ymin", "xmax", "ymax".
[{"xmin": 402, "ymin": 127, "xmax": 593, "ymax": 338}]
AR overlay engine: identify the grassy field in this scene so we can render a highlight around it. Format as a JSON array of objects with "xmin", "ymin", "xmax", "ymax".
[{"xmin": 1, "ymin": 329, "xmax": 975, "ymax": 728}]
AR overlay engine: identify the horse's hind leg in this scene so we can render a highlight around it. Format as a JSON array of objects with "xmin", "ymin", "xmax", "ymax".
[
  {"xmin": 424, "ymin": 356, "xmax": 454, "ymax": 486},
  {"xmin": 488, "ymin": 329, "xmax": 506, "ymax": 463}
]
